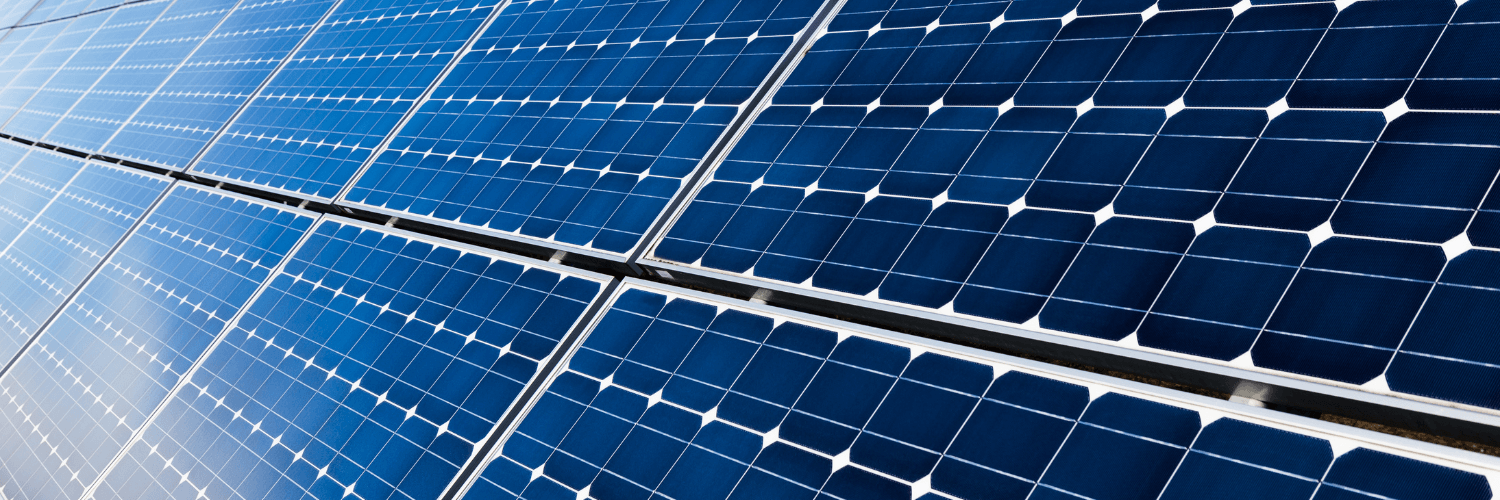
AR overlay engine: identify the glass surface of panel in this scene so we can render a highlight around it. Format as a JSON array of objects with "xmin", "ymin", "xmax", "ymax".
[
  {"xmin": 92, "ymin": 218, "xmax": 610, "ymax": 500},
  {"xmin": 458, "ymin": 283, "xmax": 1500, "ymax": 500},
  {"xmin": 100, "ymin": 0, "xmax": 340, "ymax": 170},
  {"xmin": 189, "ymin": 0, "xmax": 507, "ymax": 199},
  {"xmin": 0, "ymin": 185, "xmax": 314, "ymax": 499},
  {"xmin": 341, "ymin": 0, "xmax": 831, "ymax": 258},
  {"xmin": 650, "ymin": 0, "xmax": 1500, "ymax": 413}
]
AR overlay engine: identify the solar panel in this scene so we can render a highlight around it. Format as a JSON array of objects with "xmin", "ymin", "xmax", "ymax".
[
  {"xmin": 43, "ymin": 0, "xmax": 241, "ymax": 152},
  {"xmin": 456, "ymin": 280, "xmax": 1500, "ymax": 500},
  {"xmin": 90, "ymin": 217, "xmax": 613, "ymax": 500},
  {"xmin": 0, "ymin": 12, "xmax": 104, "ymax": 125},
  {"xmin": 646, "ymin": 0, "xmax": 1500, "ymax": 414},
  {"xmin": 0, "ymin": 159, "xmax": 170, "ymax": 362},
  {"xmin": 339, "ymin": 0, "xmax": 834, "ymax": 260},
  {"xmin": 187, "ymin": 0, "xmax": 509, "ymax": 200},
  {"xmin": 0, "ymin": 0, "xmax": 40, "ymax": 28},
  {"xmin": 3, "ymin": 0, "xmax": 170, "ymax": 141},
  {"xmin": 99, "ymin": 0, "xmax": 341, "ymax": 171},
  {"xmin": 0, "ymin": 184, "xmax": 315, "ymax": 499},
  {"xmin": 24, "ymin": 0, "xmax": 112, "ymax": 26}
]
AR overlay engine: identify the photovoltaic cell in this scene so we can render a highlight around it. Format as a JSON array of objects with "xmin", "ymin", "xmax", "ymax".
[
  {"xmin": 0, "ymin": 159, "xmax": 169, "ymax": 363},
  {"xmin": 189, "ymin": 0, "xmax": 507, "ymax": 200},
  {"xmin": 3, "ymin": 0, "xmax": 169, "ymax": 141},
  {"xmin": 0, "ymin": 184, "xmax": 313, "ymax": 499},
  {"xmin": 458, "ymin": 282, "xmax": 1499, "ymax": 500},
  {"xmin": 0, "ymin": 0, "xmax": 40, "ymax": 28},
  {"xmin": 43, "ymin": 0, "xmax": 241, "ymax": 152},
  {"xmin": 92, "ymin": 218, "xmax": 612, "ymax": 500},
  {"xmin": 99, "ymin": 0, "xmax": 340, "ymax": 171},
  {"xmin": 650, "ymin": 0, "xmax": 1500, "ymax": 412},
  {"xmin": 341, "ymin": 0, "xmax": 830, "ymax": 258}
]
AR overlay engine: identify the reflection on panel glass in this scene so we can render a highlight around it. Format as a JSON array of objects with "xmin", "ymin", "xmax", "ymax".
[
  {"xmin": 95, "ymin": 218, "xmax": 609, "ymax": 500},
  {"xmin": 190, "ymin": 0, "xmax": 506, "ymax": 199},
  {"xmin": 0, "ymin": 185, "xmax": 313, "ymax": 499},
  {"xmin": 343, "ymin": 0, "xmax": 828, "ymax": 257}
]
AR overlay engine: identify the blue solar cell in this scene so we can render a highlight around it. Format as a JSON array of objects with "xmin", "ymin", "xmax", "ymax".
[
  {"xmin": 1332, "ymin": 112, "xmax": 1500, "ymax": 244},
  {"xmin": 44, "ymin": 0, "xmax": 240, "ymax": 152},
  {"xmin": 1183, "ymin": 3, "xmax": 1334, "ymax": 107},
  {"xmin": 341, "ymin": 0, "xmax": 830, "ymax": 258},
  {"xmin": 0, "ymin": 160, "xmax": 169, "ymax": 363},
  {"xmin": 91, "ymin": 218, "xmax": 609, "ymax": 500},
  {"xmin": 1255, "ymin": 237, "xmax": 1445, "ymax": 384},
  {"xmin": 25, "ymin": 0, "xmax": 109, "ymax": 25},
  {"xmin": 4, "ymin": 0, "xmax": 170, "ymax": 141},
  {"xmin": 652, "ymin": 0, "xmax": 1500, "ymax": 413},
  {"xmin": 0, "ymin": 0, "xmax": 38, "ymax": 27},
  {"xmin": 1389, "ymin": 248, "xmax": 1500, "ymax": 409},
  {"xmin": 457, "ymin": 283, "xmax": 1496, "ymax": 500},
  {"xmin": 101, "ymin": 0, "xmax": 340, "ymax": 170},
  {"xmin": 0, "ymin": 185, "xmax": 313, "ymax": 499},
  {"xmin": 1407, "ymin": 0, "xmax": 1500, "ymax": 110},
  {"xmin": 189, "ymin": 0, "xmax": 506, "ymax": 200}
]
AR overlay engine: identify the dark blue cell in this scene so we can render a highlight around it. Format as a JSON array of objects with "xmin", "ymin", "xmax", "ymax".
[
  {"xmin": 1160, "ymin": 419, "xmax": 1331, "ymax": 500},
  {"xmin": 879, "ymin": 202, "xmax": 1008, "ymax": 309},
  {"xmin": 1185, "ymin": 3, "xmax": 1336, "ymax": 107},
  {"xmin": 1315, "ymin": 449, "xmax": 1493, "ymax": 500},
  {"xmin": 1016, "ymin": 14, "xmax": 1143, "ymax": 105},
  {"xmin": 946, "ymin": 19, "xmax": 1062, "ymax": 105},
  {"xmin": 1389, "ymin": 250, "xmax": 1500, "ymax": 409},
  {"xmin": 1287, "ymin": 0, "xmax": 1454, "ymax": 109},
  {"xmin": 1217, "ymin": 111, "xmax": 1385, "ymax": 231},
  {"xmin": 1254, "ymin": 237, "xmax": 1445, "ymax": 384},
  {"xmin": 1115, "ymin": 109, "xmax": 1266, "ymax": 220},
  {"xmin": 1333, "ymin": 112, "xmax": 1500, "ymax": 243},
  {"xmin": 1027, "ymin": 108, "xmax": 1165, "ymax": 212},
  {"xmin": 1140, "ymin": 227, "xmax": 1310, "ymax": 361},
  {"xmin": 1038, "ymin": 394, "xmax": 1199, "ymax": 500},
  {"xmin": 1408, "ymin": 0, "xmax": 1500, "ymax": 110},
  {"xmin": 1095, "ymin": 9, "xmax": 1234, "ymax": 106},
  {"xmin": 955, "ymin": 210, "xmax": 1095, "ymax": 323},
  {"xmin": 1042, "ymin": 217, "xmax": 1195, "ymax": 341},
  {"xmin": 949, "ymin": 107, "xmax": 1076, "ymax": 205}
]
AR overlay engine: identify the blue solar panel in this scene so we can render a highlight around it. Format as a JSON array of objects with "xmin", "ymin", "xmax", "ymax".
[
  {"xmin": 0, "ymin": 160, "xmax": 169, "ymax": 362},
  {"xmin": 648, "ymin": 0, "xmax": 1500, "ymax": 412},
  {"xmin": 0, "ymin": 184, "xmax": 314, "ymax": 499},
  {"xmin": 0, "ymin": 24, "xmax": 60, "ymax": 101},
  {"xmin": 0, "ymin": 12, "xmax": 106, "ymax": 125},
  {"xmin": 99, "ymin": 0, "xmax": 340, "ymax": 170},
  {"xmin": 24, "ymin": 0, "xmax": 114, "ymax": 26},
  {"xmin": 188, "ymin": 0, "xmax": 507, "ymax": 200},
  {"xmin": 43, "ymin": 0, "xmax": 241, "ymax": 152},
  {"xmin": 91, "ymin": 217, "xmax": 612, "ymax": 500},
  {"xmin": 0, "ymin": 0, "xmax": 39, "ymax": 28},
  {"xmin": 341, "ymin": 0, "xmax": 832, "ymax": 259},
  {"xmin": 457, "ymin": 281, "xmax": 1500, "ymax": 500},
  {"xmin": 4, "ymin": 0, "xmax": 171, "ymax": 141}
]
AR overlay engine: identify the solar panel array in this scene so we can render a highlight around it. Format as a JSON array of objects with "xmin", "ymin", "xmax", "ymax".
[
  {"xmin": 458, "ymin": 282, "xmax": 1497, "ymax": 500},
  {"xmin": 647, "ymin": 0, "xmax": 1500, "ymax": 412},
  {"xmin": 0, "ymin": 0, "xmax": 1492, "ymax": 498}
]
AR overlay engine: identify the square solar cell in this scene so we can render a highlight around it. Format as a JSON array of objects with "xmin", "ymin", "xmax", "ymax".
[
  {"xmin": 91, "ymin": 217, "xmax": 612, "ymax": 500},
  {"xmin": 341, "ymin": 0, "xmax": 833, "ymax": 260},
  {"xmin": 3, "ymin": 0, "xmax": 170, "ymax": 141},
  {"xmin": 101, "ymin": 0, "xmax": 340, "ymax": 171},
  {"xmin": 0, "ymin": 145, "xmax": 82, "ymax": 245},
  {"xmin": 189, "ymin": 0, "xmax": 508, "ymax": 200},
  {"xmin": 649, "ymin": 0, "xmax": 1500, "ymax": 417},
  {"xmin": 455, "ymin": 281, "xmax": 1500, "ymax": 500},
  {"xmin": 0, "ymin": 159, "xmax": 169, "ymax": 363},
  {"xmin": 43, "ymin": 0, "xmax": 241, "ymax": 152},
  {"xmin": 0, "ymin": 184, "xmax": 314, "ymax": 500}
]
